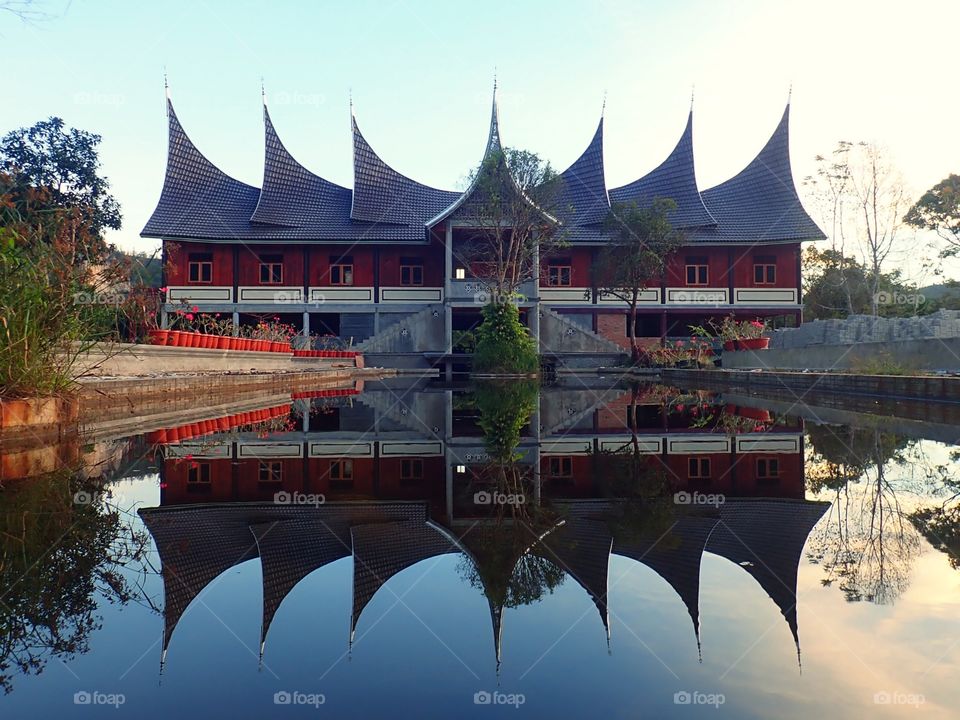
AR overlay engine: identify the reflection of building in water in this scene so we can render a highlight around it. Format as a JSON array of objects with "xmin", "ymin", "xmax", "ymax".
[
  {"xmin": 159, "ymin": 380, "xmax": 806, "ymax": 512},
  {"xmin": 139, "ymin": 497, "xmax": 827, "ymax": 672},
  {"xmin": 144, "ymin": 381, "xmax": 826, "ymax": 672}
]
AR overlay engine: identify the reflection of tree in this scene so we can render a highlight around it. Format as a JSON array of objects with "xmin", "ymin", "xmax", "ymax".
[
  {"xmin": 805, "ymin": 425, "xmax": 921, "ymax": 603},
  {"xmin": 474, "ymin": 379, "xmax": 537, "ymax": 463},
  {"xmin": 0, "ymin": 469, "xmax": 150, "ymax": 693},
  {"xmin": 910, "ymin": 449, "xmax": 960, "ymax": 570},
  {"xmin": 456, "ymin": 521, "xmax": 565, "ymax": 610}
]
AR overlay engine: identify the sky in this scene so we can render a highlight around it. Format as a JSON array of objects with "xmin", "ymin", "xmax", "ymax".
[{"xmin": 4, "ymin": 0, "xmax": 959, "ymax": 280}]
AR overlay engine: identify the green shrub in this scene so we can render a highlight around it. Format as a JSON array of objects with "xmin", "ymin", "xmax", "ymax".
[
  {"xmin": 472, "ymin": 302, "xmax": 538, "ymax": 374},
  {"xmin": 0, "ymin": 241, "xmax": 88, "ymax": 397}
]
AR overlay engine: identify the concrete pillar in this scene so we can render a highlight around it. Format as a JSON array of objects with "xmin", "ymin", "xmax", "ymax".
[
  {"xmin": 160, "ymin": 309, "xmax": 169, "ymax": 330},
  {"xmin": 232, "ymin": 311, "xmax": 240, "ymax": 335},
  {"xmin": 531, "ymin": 230, "xmax": 541, "ymax": 350},
  {"xmin": 302, "ymin": 311, "xmax": 310, "ymax": 346},
  {"xmin": 444, "ymin": 221, "xmax": 453, "ymax": 356}
]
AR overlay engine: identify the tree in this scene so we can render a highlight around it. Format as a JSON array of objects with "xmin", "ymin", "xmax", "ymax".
[
  {"xmin": 0, "ymin": 117, "xmax": 121, "ymax": 243},
  {"xmin": 593, "ymin": 198, "xmax": 686, "ymax": 361},
  {"xmin": 803, "ymin": 142, "xmax": 910, "ymax": 316},
  {"xmin": 460, "ymin": 147, "xmax": 566, "ymax": 299},
  {"xmin": 905, "ymin": 173, "xmax": 960, "ymax": 258}
]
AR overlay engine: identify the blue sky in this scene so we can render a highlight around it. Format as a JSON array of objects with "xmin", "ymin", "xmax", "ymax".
[{"xmin": 4, "ymin": 0, "xmax": 958, "ymax": 279}]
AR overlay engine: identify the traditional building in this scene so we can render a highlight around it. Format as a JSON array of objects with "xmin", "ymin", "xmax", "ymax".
[{"xmin": 143, "ymin": 87, "xmax": 824, "ymax": 363}]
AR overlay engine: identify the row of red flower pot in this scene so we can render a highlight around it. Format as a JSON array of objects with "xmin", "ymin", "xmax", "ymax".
[
  {"xmin": 722, "ymin": 337, "xmax": 770, "ymax": 351},
  {"xmin": 291, "ymin": 388, "xmax": 361, "ymax": 399},
  {"xmin": 292, "ymin": 349, "xmax": 360, "ymax": 359},
  {"xmin": 145, "ymin": 404, "xmax": 293, "ymax": 444},
  {"xmin": 148, "ymin": 329, "xmax": 292, "ymax": 353}
]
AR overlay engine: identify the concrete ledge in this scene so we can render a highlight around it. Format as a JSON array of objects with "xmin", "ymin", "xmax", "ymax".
[
  {"xmin": 724, "ymin": 337, "xmax": 960, "ymax": 372},
  {"xmin": 69, "ymin": 342, "xmax": 362, "ymax": 377}
]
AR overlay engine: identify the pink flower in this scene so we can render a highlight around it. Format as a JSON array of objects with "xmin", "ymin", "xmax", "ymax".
[
  {"xmin": 192, "ymin": 305, "xmax": 200, "ymax": 312},
  {"xmin": 676, "ymin": 404, "xmax": 685, "ymax": 411},
  {"xmin": 675, "ymin": 340, "xmax": 683, "ymax": 347},
  {"xmin": 185, "ymin": 313, "xmax": 194, "ymax": 321},
  {"xmin": 159, "ymin": 286, "xmax": 167, "ymax": 293},
  {"xmin": 751, "ymin": 321, "xmax": 763, "ymax": 328}
]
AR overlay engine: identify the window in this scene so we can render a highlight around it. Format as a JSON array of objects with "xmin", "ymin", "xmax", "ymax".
[
  {"xmin": 400, "ymin": 257, "xmax": 424, "ymax": 286},
  {"xmin": 187, "ymin": 462, "xmax": 211, "ymax": 484},
  {"xmin": 546, "ymin": 261, "xmax": 572, "ymax": 287},
  {"xmin": 455, "ymin": 267, "xmax": 466, "ymax": 280},
  {"xmin": 330, "ymin": 459, "xmax": 353, "ymax": 480},
  {"xmin": 756, "ymin": 457, "xmax": 780, "ymax": 479},
  {"xmin": 547, "ymin": 456, "xmax": 573, "ymax": 477},
  {"xmin": 401, "ymin": 458, "xmax": 423, "ymax": 481},
  {"xmin": 330, "ymin": 255, "xmax": 354, "ymax": 286},
  {"xmin": 258, "ymin": 461, "xmax": 282, "ymax": 483},
  {"xmin": 753, "ymin": 256, "xmax": 777, "ymax": 285},
  {"xmin": 259, "ymin": 255, "xmax": 283, "ymax": 284},
  {"xmin": 685, "ymin": 257, "xmax": 708, "ymax": 286},
  {"xmin": 188, "ymin": 253, "xmax": 213, "ymax": 283},
  {"xmin": 688, "ymin": 457, "xmax": 711, "ymax": 479}
]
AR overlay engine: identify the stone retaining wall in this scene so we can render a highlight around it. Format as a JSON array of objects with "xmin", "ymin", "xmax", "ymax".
[
  {"xmin": 724, "ymin": 337, "xmax": 960, "ymax": 372},
  {"xmin": 661, "ymin": 368, "xmax": 960, "ymax": 405},
  {"xmin": 770, "ymin": 309, "xmax": 960, "ymax": 349}
]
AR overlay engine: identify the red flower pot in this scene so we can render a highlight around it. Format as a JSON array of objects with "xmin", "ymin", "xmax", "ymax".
[
  {"xmin": 148, "ymin": 329, "xmax": 168, "ymax": 345},
  {"xmin": 146, "ymin": 429, "xmax": 167, "ymax": 443},
  {"xmin": 738, "ymin": 337, "xmax": 770, "ymax": 351},
  {"xmin": 166, "ymin": 426, "xmax": 181, "ymax": 442},
  {"xmin": 167, "ymin": 331, "xmax": 182, "ymax": 346},
  {"xmin": 723, "ymin": 340, "xmax": 736, "ymax": 351},
  {"xmin": 188, "ymin": 333, "xmax": 201, "ymax": 348}
]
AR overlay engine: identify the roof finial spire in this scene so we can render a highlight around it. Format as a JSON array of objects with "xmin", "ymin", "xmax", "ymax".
[
  {"xmin": 163, "ymin": 67, "xmax": 170, "ymax": 100},
  {"xmin": 787, "ymin": 82, "xmax": 793, "ymax": 105},
  {"xmin": 601, "ymin": 89, "xmax": 607, "ymax": 118},
  {"xmin": 493, "ymin": 67, "xmax": 497, "ymax": 93},
  {"xmin": 349, "ymin": 87, "xmax": 354, "ymax": 117},
  {"xmin": 690, "ymin": 83, "xmax": 695, "ymax": 111},
  {"xmin": 261, "ymin": 76, "xmax": 266, "ymax": 103}
]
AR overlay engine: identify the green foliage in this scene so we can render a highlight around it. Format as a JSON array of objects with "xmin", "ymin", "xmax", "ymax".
[
  {"xmin": 595, "ymin": 198, "xmax": 686, "ymax": 359},
  {"xmin": 802, "ymin": 246, "xmax": 929, "ymax": 319},
  {"xmin": 0, "ymin": 117, "xmax": 121, "ymax": 240},
  {"xmin": 0, "ymin": 241, "xmax": 88, "ymax": 397},
  {"xmin": 472, "ymin": 301, "xmax": 539, "ymax": 374},
  {"xmin": 905, "ymin": 173, "xmax": 960, "ymax": 258},
  {"xmin": 473, "ymin": 379, "xmax": 538, "ymax": 461},
  {"xmin": 849, "ymin": 354, "xmax": 914, "ymax": 376}
]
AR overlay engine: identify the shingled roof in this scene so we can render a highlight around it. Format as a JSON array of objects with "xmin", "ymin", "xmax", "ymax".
[
  {"xmin": 697, "ymin": 104, "xmax": 825, "ymax": 242},
  {"xmin": 142, "ymin": 91, "xmax": 822, "ymax": 246},
  {"xmin": 609, "ymin": 109, "xmax": 716, "ymax": 229},
  {"xmin": 141, "ymin": 99, "xmax": 261, "ymax": 241},
  {"xmin": 350, "ymin": 113, "xmax": 459, "ymax": 226}
]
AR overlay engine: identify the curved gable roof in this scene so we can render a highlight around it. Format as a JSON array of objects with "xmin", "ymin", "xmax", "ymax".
[
  {"xmin": 556, "ymin": 118, "xmax": 610, "ymax": 233},
  {"xmin": 142, "ymin": 98, "xmax": 261, "ymax": 240},
  {"xmin": 350, "ymin": 114, "xmax": 459, "ymax": 226},
  {"xmin": 251, "ymin": 105, "xmax": 351, "ymax": 229},
  {"xmin": 609, "ymin": 110, "xmax": 716, "ymax": 228},
  {"xmin": 699, "ymin": 105, "xmax": 825, "ymax": 242}
]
